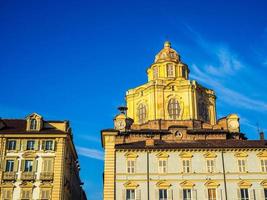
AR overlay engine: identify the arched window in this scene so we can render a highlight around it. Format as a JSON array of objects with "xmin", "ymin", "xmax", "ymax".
[
  {"xmin": 168, "ymin": 98, "xmax": 180, "ymax": 119},
  {"xmin": 137, "ymin": 104, "xmax": 146, "ymax": 124},
  {"xmin": 30, "ymin": 119, "xmax": 37, "ymax": 130}
]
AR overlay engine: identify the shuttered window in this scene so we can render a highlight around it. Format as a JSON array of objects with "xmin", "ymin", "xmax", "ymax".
[
  {"xmin": 2, "ymin": 188, "xmax": 13, "ymax": 200},
  {"xmin": 21, "ymin": 189, "xmax": 31, "ymax": 200},
  {"xmin": 137, "ymin": 104, "xmax": 146, "ymax": 124},
  {"xmin": 182, "ymin": 160, "xmax": 191, "ymax": 173},
  {"xmin": 42, "ymin": 159, "xmax": 53, "ymax": 172},
  {"xmin": 153, "ymin": 67, "xmax": 158, "ymax": 79},
  {"xmin": 40, "ymin": 189, "xmax": 51, "ymax": 200},
  {"xmin": 168, "ymin": 98, "xmax": 180, "ymax": 119},
  {"xmin": 207, "ymin": 159, "xmax": 215, "ymax": 173},
  {"xmin": 127, "ymin": 160, "xmax": 135, "ymax": 174},
  {"xmin": 238, "ymin": 159, "xmax": 246, "ymax": 172},
  {"xmin": 167, "ymin": 64, "xmax": 174, "ymax": 77},
  {"xmin": 208, "ymin": 188, "xmax": 216, "ymax": 200},
  {"xmin": 261, "ymin": 159, "xmax": 267, "ymax": 172},
  {"xmin": 158, "ymin": 160, "xmax": 167, "ymax": 173}
]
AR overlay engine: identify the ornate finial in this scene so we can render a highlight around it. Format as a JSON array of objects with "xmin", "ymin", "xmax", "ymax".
[{"xmin": 164, "ymin": 41, "xmax": 171, "ymax": 48}]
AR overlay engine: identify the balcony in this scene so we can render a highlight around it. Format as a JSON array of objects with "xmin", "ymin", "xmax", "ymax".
[
  {"xmin": 3, "ymin": 171, "xmax": 16, "ymax": 180},
  {"xmin": 21, "ymin": 172, "xmax": 35, "ymax": 180},
  {"xmin": 40, "ymin": 172, "xmax": 54, "ymax": 181}
]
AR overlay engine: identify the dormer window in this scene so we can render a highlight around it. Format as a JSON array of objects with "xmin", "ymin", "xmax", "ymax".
[
  {"xmin": 26, "ymin": 113, "xmax": 43, "ymax": 131},
  {"xmin": 30, "ymin": 119, "xmax": 37, "ymax": 130}
]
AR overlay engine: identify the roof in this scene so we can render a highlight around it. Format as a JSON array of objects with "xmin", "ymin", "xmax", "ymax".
[
  {"xmin": 0, "ymin": 119, "xmax": 66, "ymax": 134},
  {"xmin": 115, "ymin": 139, "xmax": 267, "ymax": 150}
]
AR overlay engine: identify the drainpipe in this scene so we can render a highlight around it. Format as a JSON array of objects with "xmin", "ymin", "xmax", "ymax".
[
  {"xmin": 147, "ymin": 150, "xmax": 150, "ymax": 200},
  {"xmin": 221, "ymin": 151, "xmax": 228, "ymax": 200}
]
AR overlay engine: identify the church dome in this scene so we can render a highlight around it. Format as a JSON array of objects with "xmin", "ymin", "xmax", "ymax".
[{"xmin": 154, "ymin": 41, "xmax": 180, "ymax": 63}]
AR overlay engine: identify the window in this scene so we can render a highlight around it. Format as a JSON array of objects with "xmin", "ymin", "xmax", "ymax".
[
  {"xmin": 182, "ymin": 67, "xmax": 186, "ymax": 78},
  {"xmin": 127, "ymin": 160, "xmax": 135, "ymax": 174},
  {"xmin": 5, "ymin": 160, "xmax": 14, "ymax": 172},
  {"xmin": 137, "ymin": 104, "xmax": 146, "ymax": 124},
  {"xmin": 238, "ymin": 159, "xmax": 246, "ymax": 172},
  {"xmin": 43, "ymin": 159, "xmax": 53, "ymax": 172},
  {"xmin": 183, "ymin": 189, "xmax": 192, "ymax": 200},
  {"xmin": 167, "ymin": 63, "xmax": 174, "ymax": 77},
  {"xmin": 207, "ymin": 159, "xmax": 215, "ymax": 173},
  {"xmin": 126, "ymin": 189, "xmax": 135, "ymax": 200},
  {"xmin": 24, "ymin": 160, "xmax": 33, "ymax": 172},
  {"xmin": 43, "ymin": 140, "xmax": 54, "ymax": 151},
  {"xmin": 208, "ymin": 188, "xmax": 217, "ymax": 200},
  {"xmin": 168, "ymin": 98, "xmax": 180, "ymax": 119},
  {"xmin": 182, "ymin": 160, "xmax": 191, "ymax": 173},
  {"xmin": 264, "ymin": 188, "xmax": 267, "ymax": 200},
  {"xmin": 240, "ymin": 189, "xmax": 249, "ymax": 200},
  {"xmin": 158, "ymin": 160, "xmax": 167, "ymax": 173},
  {"xmin": 30, "ymin": 119, "xmax": 37, "ymax": 130},
  {"xmin": 21, "ymin": 189, "xmax": 31, "ymax": 200},
  {"xmin": 261, "ymin": 159, "xmax": 267, "ymax": 172},
  {"xmin": 40, "ymin": 189, "xmax": 51, "ymax": 200},
  {"xmin": 153, "ymin": 67, "xmax": 158, "ymax": 79},
  {"xmin": 1, "ymin": 188, "xmax": 13, "ymax": 200},
  {"xmin": 26, "ymin": 140, "xmax": 35, "ymax": 150},
  {"xmin": 7, "ymin": 140, "xmax": 16, "ymax": 150},
  {"xmin": 159, "ymin": 189, "xmax": 167, "ymax": 200}
]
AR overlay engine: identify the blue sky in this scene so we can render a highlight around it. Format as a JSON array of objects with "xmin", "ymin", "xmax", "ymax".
[{"xmin": 0, "ymin": 0, "xmax": 267, "ymax": 199}]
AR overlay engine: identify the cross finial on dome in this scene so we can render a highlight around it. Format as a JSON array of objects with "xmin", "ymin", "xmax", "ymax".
[{"xmin": 164, "ymin": 41, "xmax": 171, "ymax": 48}]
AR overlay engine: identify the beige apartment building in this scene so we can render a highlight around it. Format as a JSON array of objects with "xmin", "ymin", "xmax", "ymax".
[
  {"xmin": 102, "ymin": 41, "xmax": 267, "ymax": 200},
  {"xmin": 0, "ymin": 113, "xmax": 87, "ymax": 200}
]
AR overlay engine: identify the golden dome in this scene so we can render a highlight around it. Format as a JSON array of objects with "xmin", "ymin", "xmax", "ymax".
[{"xmin": 154, "ymin": 41, "xmax": 180, "ymax": 63}]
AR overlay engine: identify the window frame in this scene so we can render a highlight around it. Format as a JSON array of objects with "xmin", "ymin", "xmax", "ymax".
[
  {"xmin": 126, "ymin": 189, "xmax": 135, "ymax": 200},
  {"xmin": 261, "ymin": 159, "xmax": 267, "ymax": 172},
  {"xmin": 206, "ymin": 159, "xmax": 215, "ymax": 173},
  {"xmin": 182, "ymin": 159, "xmax": 191, "ymax": 173},
  {"xmin": 168, "ymin": 98, "xmax": 180, "ymax": 119},
  {"xmin": 240, "ymin": 188, "xmax": 249, "ymax": 200},
  {"xmin": 207, "ymin": 188, "xmax": 217, "ymax": 200},
  {"xmin": 40, "ymin": 188, "xmax": 51, "ymax": 200},
  {"xmin": 153, "ymin": 66, "xmax": 158, "ymax": 79},
  {"xmin": 166, "ymin": 63, "xmax": 174, "ymax": 77},
  {"xmin": 5, "ymin": 159, "xmax": 14, "ymax": 172},
  {"xmin": 237, "ymin": 159, "xmax": 247, "ymax": 172},
  {"xmin": 24, "ymin": 160, "xmax": 34, "ymax": 172},
  {"xmin": 158, "ymin": 159, "xmax": 167, "ymax": 174},
  {"xmin": 137, "ymin": 104, "xmax": 146, "ymax": 124},
  {"xmin": 126, "ymin": 160, "xmax": 136, "ymax": 174},
  {"xmin": 7, "ymin": 140, "xmax": 16, "ymax": 151},
  {"xmin": 26, "ymin": 140, "xmax": 35, "ymax": 151},
  {"xmin": 183, "ymin": 189, "xmax": 192, "ymax": 200},
  {"xmin": 159, "ymin": 189, "xmax": 168, "ymax": 200},
  {"xmin": 30, "ymin": 119, "xmax": 37, "ymax": 130}
]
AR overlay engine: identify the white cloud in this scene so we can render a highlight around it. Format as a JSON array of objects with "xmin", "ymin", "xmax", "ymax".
[
  {"xmin": 76, "ymin": 146, "xmax": 104, "ymax": 161},
  {"xmin": 191, "ymin": 64, "xmax": 267, "ymax": 112}
]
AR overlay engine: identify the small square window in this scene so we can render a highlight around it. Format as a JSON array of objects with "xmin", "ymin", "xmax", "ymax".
[
  {"xmin": 7, "ymin": 140, "xmax": 16, "ymax": 150},
  {"xmin": 26, "ymin": 140, "xmax": 35, "ymax": 150}
]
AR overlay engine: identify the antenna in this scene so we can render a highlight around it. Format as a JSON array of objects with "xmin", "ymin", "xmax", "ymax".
[{"xmin": 256, "ymin": 122, "xmax": 260, "ymax": 134}]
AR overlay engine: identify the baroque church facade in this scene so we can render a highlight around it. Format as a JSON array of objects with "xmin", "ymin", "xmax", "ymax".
[{"xmin": 101, "ymin": 42, "xmax": 267, "ymax": 200}]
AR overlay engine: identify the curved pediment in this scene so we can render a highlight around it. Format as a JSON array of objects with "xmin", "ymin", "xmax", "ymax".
[
  {"xmin": 203, "ymin": 152, "xmax": 217, "ymax": 158},
  {"xmin": 180, "ymin": 180, "xmax": 195, "ymax": 188},
  {"xmin": 124, "ymin": 152, "xmax": 138, "ymax": 159},
  {"xmin": 123, "ymin": 181, "xmax": 139, "ymax": 189},
  {"xmin": 234, "ymin": 152, "xmax": 248, "ymax": 158},
  {"xmin": 179, "ymin": 152, "xmax": 193, "ymax": 158},
  {"xmin": 156, "ymin": 180, "xmax": 171, "ymax": 188},
  {"xmin": 257, "ymin": 151, "xmax": 267, "ymax": 158},
  {"xmin": 205, "ymin": 181, "xmax": 220, "ymax": 188},
  {"xmin": 156, "ymin": 152, "xmax": 169, "ymax": 159},
  {"xmin": 261, "ymin": 180, "xmax": 267, "ymax": 188}
]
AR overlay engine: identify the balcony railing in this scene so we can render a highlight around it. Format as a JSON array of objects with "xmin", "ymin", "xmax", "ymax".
[
  {"xmin": 40, "ymin": 172, "xmax": 54, "ymax": 181},
  {"xmin": 3, "ymin": 171, "xmax": 16, "ymax": 180},
  {"xmin": 21, "ymin": 172, "xmax": 35, "ymax": 180}
]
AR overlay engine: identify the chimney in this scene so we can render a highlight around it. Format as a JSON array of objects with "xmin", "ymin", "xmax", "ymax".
[
  {"xmin": 146, "ymin": 138, "xmax": 154, "ymax": 147},
  {"xmin": 260, "ymin": 132, "xmax": 265, "ymax": 140}
]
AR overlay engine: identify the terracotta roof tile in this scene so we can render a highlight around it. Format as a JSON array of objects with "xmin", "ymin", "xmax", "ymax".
[{"xmin": 115, "ymin": 139, "xmax": 267, "ymax": 150}]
